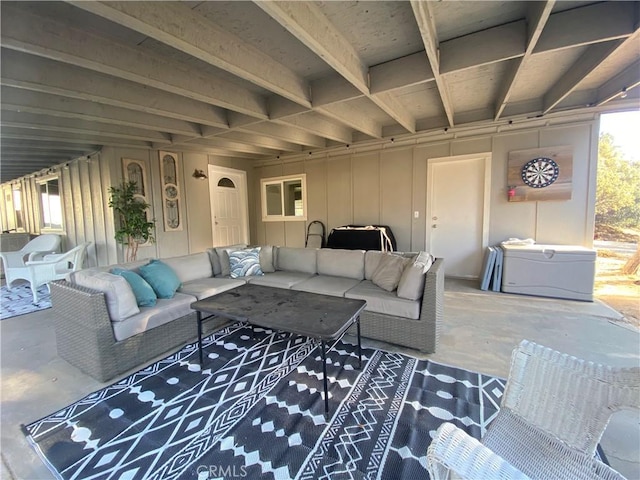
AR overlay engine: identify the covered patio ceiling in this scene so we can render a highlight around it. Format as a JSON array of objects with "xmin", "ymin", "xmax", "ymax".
[{"xmin": 1, "ymin": 0, "xmax": 639, "ymax": 183}]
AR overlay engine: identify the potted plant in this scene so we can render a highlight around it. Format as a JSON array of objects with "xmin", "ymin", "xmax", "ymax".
[{"xmin": 108, "ymin": 181, "xmax": 155, "ymax": 262}]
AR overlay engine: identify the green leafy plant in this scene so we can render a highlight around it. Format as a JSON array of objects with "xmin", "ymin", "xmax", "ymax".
[{"xmin": 108, "ymin": 181, "xmax": 155, "ymax": 262}]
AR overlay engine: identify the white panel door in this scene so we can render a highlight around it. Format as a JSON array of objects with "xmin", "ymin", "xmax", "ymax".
[
  {"xmin": 208, "ymin": 166, "xmax": 249, "ymax": 246},
  {"xmin": 426, "ymin": 154, "xmax": 491, "ymax": 278}
]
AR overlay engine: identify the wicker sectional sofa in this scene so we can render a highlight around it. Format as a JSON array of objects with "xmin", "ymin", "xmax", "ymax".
[{"xmin": 51, "ymin": 246, "xmax": 444, "ymax": 382}]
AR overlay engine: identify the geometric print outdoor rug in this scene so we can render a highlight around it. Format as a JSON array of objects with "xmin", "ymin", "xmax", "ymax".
[
  {"xmin": 0, "ymin": 283, "xmax": 51, "ymax": 320},
  {"xmin": 24, "ymin": 323, "xmax": 506, "ymax": 480}
]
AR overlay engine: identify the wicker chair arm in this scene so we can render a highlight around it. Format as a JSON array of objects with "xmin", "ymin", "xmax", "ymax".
[{"xmin": 427, "ymin": 423, "xmax": 531, "ymax": 480}]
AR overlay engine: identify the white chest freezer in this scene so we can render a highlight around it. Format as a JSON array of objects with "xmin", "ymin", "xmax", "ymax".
[{"xmin": 501, "ymin": 244, "xmax": 596, "ymax": 301}]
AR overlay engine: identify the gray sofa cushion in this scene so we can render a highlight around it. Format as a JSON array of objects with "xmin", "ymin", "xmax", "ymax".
[
  {"xmin": 276, "ymin": 247, "xmax": 317, "ymax": 274},
  {"xmin": 292, "ymin": 275, "xmax": 361, "ymax": 297},
  {"xmin": 163, "ymin": 252, "xmax": 213, "ymax": 283},
  {"xmin": 111, "ymin": 292, "xmax": 196, "ymax": 341},
  {"xmin": 317, "ymin": 249, "xmax": 365, "ymax": 280},
  {"xmin": 397, "ymin": 252, "xmax": 434, "ymax": 301},
  {"xmin": 247, "ymin": 271, "xmax": 314, "ymax": 289},
  {"xmin": 178, "ymin": 277, "xmax": 246, "ymax": 300},
  {"xmin": 206, "ymin": 248, "xmax": 222, "ymax": 275},
  {"xmin": 345, "ymin": 280, "xmax": 421, "ymax": 320},
  {"xmin": 259, "ymin": 245, "xmax": 276, "ymax": 273},
  {"xmin": 72, "ymin": 270, "xmax": 140, "ymax": 321}
]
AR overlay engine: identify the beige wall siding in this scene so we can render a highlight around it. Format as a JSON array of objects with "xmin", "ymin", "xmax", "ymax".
[
  {"xmin": 0, "ymin": 116, "xmax": 599, "ymax": 274},
  {"xmin": 253, "ymin": 119, "xmax": 599, "ymax": 260}
]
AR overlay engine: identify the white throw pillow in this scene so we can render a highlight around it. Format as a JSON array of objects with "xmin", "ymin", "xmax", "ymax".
[{"xmin": 72, "ymin": 270, "xmax": 140, "ymax": 321}]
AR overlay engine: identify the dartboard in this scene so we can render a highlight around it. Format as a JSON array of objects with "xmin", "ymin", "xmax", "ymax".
[{"xmin": 521, "ymin": 157, "xmax": 559, "ymax": 188}]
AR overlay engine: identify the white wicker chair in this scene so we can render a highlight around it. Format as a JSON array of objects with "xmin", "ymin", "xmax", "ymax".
[
  {"xmin": 427, "ymin": 340, "xmax": 640, "ymax": 480},
  {"xmin": 1, "ymin": 234, "xmax": 61, "ymax": 286},
  {"xmin": 20, "ymin": 243, "xmax": 90, "ymax": 303}
]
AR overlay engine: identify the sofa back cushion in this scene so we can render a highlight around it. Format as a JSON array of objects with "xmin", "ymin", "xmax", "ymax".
[
  {"xmin": 162, "ymin": 252, "xmax": 213, "ymax": 283},
  {"xmin": 276, "ymin": 247, "xmax": 317, "ymax": 274},
  {"xmin": 317, "ymin": 249, "xmax": 365, "ymax": 280},
  {"xmin": 72, "ymin": 270, "xmax": 140, "ymax": 321},
  {"xmin": 259, "ymin": 245, "xmax": 276, "ymax": 273}
]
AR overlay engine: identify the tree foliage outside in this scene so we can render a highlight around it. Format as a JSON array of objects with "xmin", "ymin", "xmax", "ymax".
[
  {"xmin": 596, "ymin": 132, "xmax": 640, "ymax": 275},
  {"xmin": 108, "ymin": 181, "xmax": 155, "ymax": 262},
  {"xmin": 596, "ymin": 133, "xmax": 640, "ymax": 228}
]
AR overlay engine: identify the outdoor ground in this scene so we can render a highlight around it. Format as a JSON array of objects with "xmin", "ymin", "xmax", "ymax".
[{"xmin": 593, "ymin": 224, "xmax": 639, "ymax": 328}]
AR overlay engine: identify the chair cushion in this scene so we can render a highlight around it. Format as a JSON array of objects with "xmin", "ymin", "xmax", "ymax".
[
  {"xmin": 276, "ymin": 247, "xmax": 317, "ymax": 274},
  {"xmin": 317, "ymin": 249, "xmax": 365, "ymax": 280},
  {"xmin": 371, "ymin": 253, "xmax": 409, "ymax": 291},
  {"xmin": 229, "ymin": 248, "xmax": 263, "ymax": 278},
  {"xmin": 345, "ymin": 280, "xmax": 421, "ymax": 320},
  {"xmin": 162, "ymin": 252, "xmax": 213, "ymax": 283},
  {"xmin": 111, "ymin": 268, "xmax": 157, "ymax": 307},
  {"xmin": 111, "ymin": 293, "xmax": 195, "ymax": 341},
  {"xmin": 139, "ymin": 259, "xmax": 182, "ymax": 299},
  {"xmin": 397, "ymin": 252, "xmax": 433, "ymax": 301},
  {"xmin": 246, "ymin": 271, "xmax": 314, "ymax": 289},
  {"xmin": 179, "ymin": 277, "xmax": 246, "ymax": 300},
  {"xmin": 292, "ymin": 275, "xmax": 361, "ymax": 297},
  {"xmin": 72, "ymin": 270, "xmax": 140, "ymax": 321}
]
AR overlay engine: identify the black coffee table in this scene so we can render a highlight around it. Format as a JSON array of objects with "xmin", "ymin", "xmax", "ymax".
[{"xmin": 191, "ymin": 284, "xmax": 366, "ymax": 416}]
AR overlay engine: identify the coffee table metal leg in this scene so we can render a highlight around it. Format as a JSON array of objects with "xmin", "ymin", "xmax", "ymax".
[
  {"xmin": 357, "ymin": 315, "xmax": 362, "ymax": 369},
  {"xmin": 197, "ymin": 311, "xmax": 203, "ymax": 365},
  {"xmin": 321, "ymin": 341, "xmax": 329, "ymax": 417}
]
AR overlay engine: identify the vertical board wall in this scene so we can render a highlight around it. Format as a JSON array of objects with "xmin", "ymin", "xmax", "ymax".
[{"xmin": 252, "ymin": 119, "xmax": 599, "ymax": 257}]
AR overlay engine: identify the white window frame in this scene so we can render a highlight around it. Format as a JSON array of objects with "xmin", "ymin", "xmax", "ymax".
[
  {"xmin": 12, "ymin": 184, "xmax": 25, "ymax": 232},
  {"xmin": 37, "ymin": 174, "xmax": 64, "ymax": 231},
  {"xmin": 260, "ymin": 174, "xmax": 307, "ymax": 222}
]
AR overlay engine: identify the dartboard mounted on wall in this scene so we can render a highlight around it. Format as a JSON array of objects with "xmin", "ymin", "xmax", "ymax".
[
  {"xmin": 507, "ymin": 146, "xmax": 573, "ymax": 202},
  {"xmin": 520, "ymin": 157, "xmax": 560, "ymax": 188}
]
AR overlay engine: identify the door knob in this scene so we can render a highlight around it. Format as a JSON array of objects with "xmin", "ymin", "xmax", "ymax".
[
  {"xmin": 432, "ymin": 224, "xmax": 437, "ymax": 228},
  {"xmin": 432, "ymin": 216, "xmax": 438, "ymax": 220}
]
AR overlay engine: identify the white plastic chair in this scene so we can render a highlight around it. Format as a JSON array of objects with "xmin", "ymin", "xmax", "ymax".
[
  {"xmin": 1, "ymin": 234, "xmax": 62, "ymax": 287},
  {"xmin": 427, "ymin": 340, "xmax": 640, "ymax": 480},
  {"xmin": 20, "ymin": 243, "xmax": 90, "ymax": 303}
]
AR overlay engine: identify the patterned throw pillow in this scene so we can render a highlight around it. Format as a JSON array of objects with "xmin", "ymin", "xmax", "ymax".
[{"xmin": 229, "ymin": 248, "xmax": 264, "ymax": 278}]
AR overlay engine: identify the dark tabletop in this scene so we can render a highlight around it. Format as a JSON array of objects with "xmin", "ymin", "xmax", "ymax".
[{"xmin": 191, "ymin": 284, "xmax": 366, "ymax": 341}]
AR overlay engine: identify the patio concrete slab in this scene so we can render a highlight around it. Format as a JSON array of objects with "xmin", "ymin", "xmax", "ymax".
[{"xmin": 1, "ymin": 278, "xmax": 638, "ymax": 479}]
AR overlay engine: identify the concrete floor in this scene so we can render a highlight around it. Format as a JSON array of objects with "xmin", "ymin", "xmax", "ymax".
[{"xmin": 1, "ymin": 278, "xmax": 639, "ymax": 479}]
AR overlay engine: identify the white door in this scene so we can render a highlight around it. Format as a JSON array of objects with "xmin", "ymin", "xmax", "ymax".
[
  {"xmin": 208, "ymin": 166, "xmax": 249, "ymax": 246},
  {"xmin": 426, "ymin": 154, "xmax": 491, "ymax": 278}
]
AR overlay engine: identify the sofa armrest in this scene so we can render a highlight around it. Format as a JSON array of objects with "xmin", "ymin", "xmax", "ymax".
[
  {"xmin": 50, "ymin": 280, "xmax": 116, "ymax": 337},
  {"xmin": 419, "ymin": 257, "xmax": 444, "ymax": 353}
]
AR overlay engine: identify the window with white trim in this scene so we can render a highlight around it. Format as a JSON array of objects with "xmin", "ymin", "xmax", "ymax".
[
  {"xmin": 260, "ymin": 174, "xmax": 307, "ymax": 221},
  {"xmin": 38, "ymin": 176, "xmax": 63, "ymax": 230}
]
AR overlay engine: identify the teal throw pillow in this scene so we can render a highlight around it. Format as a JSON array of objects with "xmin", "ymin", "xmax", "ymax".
[
  {"xmin": 229, "ymin": 248, "xmax": 263, "ymax": 278},
  {"xmin": 139, "ymin": 259, "xmax": 182, "ymax": 299},
  {"xmin": 111, "ymin": 268, "xmax": 157, "ymax": 307}
]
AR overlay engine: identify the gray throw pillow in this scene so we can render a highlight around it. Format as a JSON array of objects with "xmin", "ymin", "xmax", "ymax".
[
  {"xmin": 214, "ymin": 244, "xmax": 247, "ymax": 277},
  {"xmin": 397, "ymin": 252, "xmax": 434, "ymax": 300},
  {"xmin": 371, "ymin": 253, "xmax": 408, "ymax": 292}
]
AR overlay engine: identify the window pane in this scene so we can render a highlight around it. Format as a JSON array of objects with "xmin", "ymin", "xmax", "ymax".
[
  {"xmin": 265, "ymin": 184, "xmax": 282, "ymax": 215},
  {"xmin": 40, "ymin": 178, "xmax": 63, "ymax": 230},
  {"xmin": 283, "ymin": 180, "xmax": 302, "ymax": 216},
  {"xmin": 217, "ymin": 177, "xmax": 236, "ymax": 188}
]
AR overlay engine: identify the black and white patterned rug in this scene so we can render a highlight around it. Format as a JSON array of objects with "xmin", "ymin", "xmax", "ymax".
[
  {"xmin": 25, "ymin": 324, "xmax": 506, "ymax": 480},
  {"xmin": 0, "ymin": 283, "xmax": 51, "ymax": 320}
]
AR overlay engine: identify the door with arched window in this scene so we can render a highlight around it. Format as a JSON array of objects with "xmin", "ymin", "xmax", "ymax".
[{"xmin": 208, "ymin": 166, "xmax": 249, "ymax": 246}]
